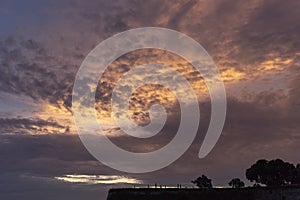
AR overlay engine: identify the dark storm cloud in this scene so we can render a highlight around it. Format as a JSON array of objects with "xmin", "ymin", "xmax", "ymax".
[
  {"xmin": 234, "ymin": 0, "xmax": 300, "ymax": 66},
  {"xmin": 1, "ymin": 0, "xmax": 298, "ymax": 112},
  {"xmin": 166, "ymin": 0, "xmax": 197, "ymax": 28},
  {"xmin": 0, "ymin": 36, "xmax": 75, "ymax": 109},
  {"xmin": 1, "ymin": 94, "xmax": 297, "ymax": 189},
  {"xmin": 1, "ymin": 0, "xmax": 300, "ymax": 199},
  {"xmin": 135, "ymin": 95, "xmax": 300, "ymax": 185},
  {"xmin": 0, "ymin": 172, "xmax": 108, "ymax": 200},
  {"xmin": 0, "ymin": 134, "xmax": 141, "ymax": 199},
  {"xmin": 0, "ymin": 0, "xmax": 146, "ymax": 111},
  {"xmin": 0, "ymin": 117, "xmax": 66, "ymax": 135},
  {"xmin": 0, "ymin": 135, "xmax": 102, "ymax": 175}
]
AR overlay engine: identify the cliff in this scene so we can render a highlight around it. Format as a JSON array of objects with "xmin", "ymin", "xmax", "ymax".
[{"xmin": 107, "ymin": 187, "xmax": 300, "ymax": 200}]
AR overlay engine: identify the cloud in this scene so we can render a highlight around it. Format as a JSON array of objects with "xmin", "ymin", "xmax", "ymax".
[
  {"xmin": 0, "ymin": 0, "xmax": 299, "ymax": 169},
  {"xmin": 0, "ymin": 36, "xmax": 75, "ymax": 110},
  {"xmin": 0, "ymin": 117, "xmax": 67, "ymax": 135},
  {"xmin": 1, "ymin": 0, "xmax": 298, "ymax": 123},
  {"xmin": 0, "ymin": 172, "xmax": 108, "ymax": 200},
  {"xmin": 0, "ymin": 0, "xmax": 300, "ymax": 199}
]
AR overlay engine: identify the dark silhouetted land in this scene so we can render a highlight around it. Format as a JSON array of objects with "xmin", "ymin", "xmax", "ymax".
[{"xmin": 107, "ymin": 186, "xmax": 300, "ymax": 200}]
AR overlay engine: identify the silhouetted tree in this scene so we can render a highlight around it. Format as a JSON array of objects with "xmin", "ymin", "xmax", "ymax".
[
  {"xmin": 290, "ymin": 164, "xmax": 300, "ymax": 185},
  {"xmin": 296, "ymin": 164, "xmax": 300, "ymax": 184},
  {"xmin": 246, "ymin": 159, "xmax": 295, "ymax": 187},
  {"xmin": 228, "ymin": 178, "xmax": 245, "ymax": 188},
  {"xmin": 246, "ymin": 159, "xmax": 268, "ymax": 184},
  {"xmin": 192, "ymin": 175, "xmax": 212, "ymax": 188}
]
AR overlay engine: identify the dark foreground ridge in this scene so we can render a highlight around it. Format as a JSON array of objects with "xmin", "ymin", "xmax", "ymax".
[{"xmin": 107, "ymin": 186, "xmax": 300, "ymax": 200}]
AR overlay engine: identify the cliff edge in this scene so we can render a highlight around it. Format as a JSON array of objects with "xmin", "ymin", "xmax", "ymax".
[{"xmin": 107, "ymin": 187, "xmax": 300, "ymax": 200}]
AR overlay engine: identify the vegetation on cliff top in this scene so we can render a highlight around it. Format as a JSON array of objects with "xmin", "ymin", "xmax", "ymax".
[{"xmin": 191, "ymin": 159, "xmax": 300, "ymax": 189}]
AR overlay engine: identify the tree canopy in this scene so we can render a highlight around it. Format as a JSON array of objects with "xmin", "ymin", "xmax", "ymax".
[
  {"xmin": 228, "ymin": 178, "xmax": 245, "ymax": 188},
  {"xmin": 192, "ymin": 159, "xmax": 300, "ymax": 189},
  {"xmin": 246, "ymin": 159, "xmax": 296, "ymax": 187},
  {"xmin": 192, "ymin": 175, "xmax": 212, "ymax": 188}
]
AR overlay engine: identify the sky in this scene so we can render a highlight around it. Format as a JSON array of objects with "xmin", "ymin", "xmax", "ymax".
[{"xmin": 0, "ymin": 0, "xmax": 300, "ymax": 199}]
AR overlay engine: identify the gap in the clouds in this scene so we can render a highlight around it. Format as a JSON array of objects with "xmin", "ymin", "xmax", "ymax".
[
  {"xmin": 53, "ymin": 174, "xmax": 208, "ymax": 189},
  {"xmin": 55, "ymin": 174, "xmax": 143, "ymax": 185}
]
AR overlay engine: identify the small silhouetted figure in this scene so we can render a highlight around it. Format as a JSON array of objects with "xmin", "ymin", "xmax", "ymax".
[
  {"xmin": 147, "ymin": 184, "xmax": 150, "ymax": 188},
  {"xmin": 155, "ymin": 183, "xmax": 157, "ymax": 188},
  {"xmin": 164, "ymin": 185, "xmax": 166, "ymax": 188}
]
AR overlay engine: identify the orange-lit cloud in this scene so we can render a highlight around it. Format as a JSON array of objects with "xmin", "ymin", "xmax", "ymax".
[{"xmin": 259, "ymin": 58, "xmax": 293, "ymax": 71}]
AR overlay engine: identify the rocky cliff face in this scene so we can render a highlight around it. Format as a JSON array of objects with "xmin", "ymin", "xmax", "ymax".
[{"xmin": 107, "ymin": 187, "xmax": 300, "ymax": 200}]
